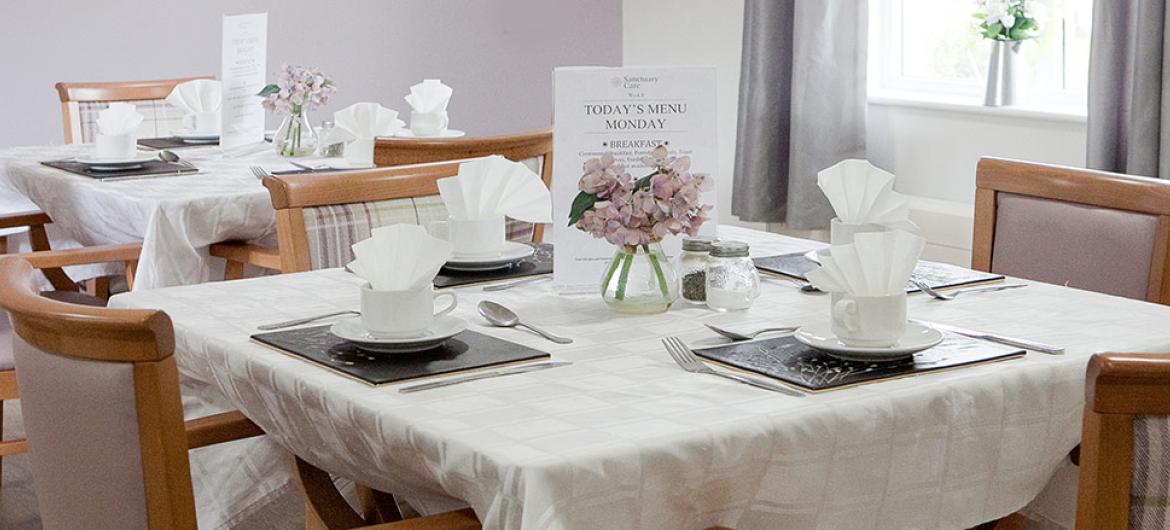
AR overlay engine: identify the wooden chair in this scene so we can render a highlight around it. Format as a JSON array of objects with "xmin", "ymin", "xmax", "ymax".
[
  {"xmin": 210, "ymin": 160, "xmax": 550, "ymax": 278},
  {"xmin": 973, "ymin": 157, "xmax": 1170, "ymax": 304},
  {"xmin": 0, "ymin": 255, "xmax": 482, "ymax": 530},
  {"xmin": 374, "ymin": 129, "xmax": 553, "ymax": 242},
  {"xmin": 55, "ymin": 76, "xmax": 212, "ymax": 144},
  {"xmin": 1076, "ymin": 353, "xmax": 1170, "ymax": 529}
]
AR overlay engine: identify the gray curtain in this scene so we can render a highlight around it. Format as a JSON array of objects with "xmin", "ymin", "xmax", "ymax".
[
  {"xmin": 732, "ymin": 0, "xmax": 868, "ymax": 229},
  {"xmin": 1087, "ymin": 0, "xmax": 1170, "ymax": 177}
]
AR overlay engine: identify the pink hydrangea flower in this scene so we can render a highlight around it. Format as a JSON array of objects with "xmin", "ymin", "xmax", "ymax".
[{"xmin": 261, "ymin": 64, "xmax": 336, "ymax": 113}]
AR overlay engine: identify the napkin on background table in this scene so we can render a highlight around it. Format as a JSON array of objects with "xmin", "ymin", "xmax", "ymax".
[
  {"xmin": 817, "ymin": 159, "xmax": 918, "ymax": 230},
  {"xmin": 403, "ymin": 79, "xmax": 453, "ymax": 114},
  {"xmin": 97, "ymin": 102, "xmax": 143, "ymax": 135},
  {"xmin": 437, "ymin": 155, "xmax": 552, "ymax": 222},
  {"xmin": 347, "ymin": 224, "xmax": 453, "ymax": 291},
  {"xmin": 330, "ymin": 102, "xmax": 405, "ymax": 165},
  {"xmin": 806, "ymin": 230, "xmax": 925, "ymax": 296},
  {"xmin": 165, "ymin": 79, "xmax": 223, "ymax": 114}
]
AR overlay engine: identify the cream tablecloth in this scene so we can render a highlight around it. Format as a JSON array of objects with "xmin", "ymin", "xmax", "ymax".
[
  {"xmin": 109, "ymin": 225, "xmax": 1170, "ymax": 529},
  {"xmin": 0, "ymin": 143, "xmax": 290, "ymax": 289}
]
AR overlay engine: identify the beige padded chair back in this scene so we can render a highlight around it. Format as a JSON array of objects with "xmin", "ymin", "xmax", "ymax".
[
  {"xmin": 973, "ymin": 157, "xmax": 1170, "ymax": 305},
  {"xmin": 0, "ymin": 256, "xmax": 194, "ymax": 530}
]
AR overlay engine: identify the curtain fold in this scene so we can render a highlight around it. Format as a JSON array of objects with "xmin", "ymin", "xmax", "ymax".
[
  {"xmin": 732, "ymin": 0, "xmax": 867, "ymax": 229},
  {"xmin": 1087, "ymin": 0, "xmax": 1170, "ymax": 178}
]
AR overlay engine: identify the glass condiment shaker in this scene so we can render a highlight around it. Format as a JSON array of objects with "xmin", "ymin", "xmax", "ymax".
[
  {"xmin": 677, "ymin": 237, "xmax": 715, "ymax": 303},
  {"xmin": 705, "ymin": 241, "xmax": 760, "ymax": 311},
  {"xmin": 316, "ymin": 120, "xmax": 345, "ymax": 157}
]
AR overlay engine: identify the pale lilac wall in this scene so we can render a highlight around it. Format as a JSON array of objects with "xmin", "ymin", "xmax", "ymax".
[{"xmin": 0, "ymin": 0, "xmax": 622, "ymax": 147}]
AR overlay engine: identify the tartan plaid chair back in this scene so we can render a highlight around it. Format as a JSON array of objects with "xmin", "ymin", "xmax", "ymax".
[{"xmin": 55, "ymin": 77, "xmax": 212, "ymax": 144}]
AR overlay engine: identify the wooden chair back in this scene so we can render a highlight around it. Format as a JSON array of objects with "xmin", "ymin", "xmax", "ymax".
[
  {"xmin": 55, "ymin": 76, "xmax": 213, "ymax": 143},
  {"xmin": 1077, "ymin": 353, "xmax": 1170, "ymax": 529},
  {"xmin": 0, "ymin": 256, "xmax": 194, "ymax": 530},
  {"xmin": 374, "ymin": 129, "xmax": 553, "ymax": 241},
  {"xmin": 973, "ymin": 157, "xmax": 1170, "ymax": 304}
]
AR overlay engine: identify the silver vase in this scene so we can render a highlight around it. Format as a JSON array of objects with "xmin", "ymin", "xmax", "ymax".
[{"xmin": 984, "ymin": 40, "xmax": 1022, "ymax": 107}]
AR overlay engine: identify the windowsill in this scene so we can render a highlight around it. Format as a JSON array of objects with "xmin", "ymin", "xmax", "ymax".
[{"xmin": 868, "ymin": 90, "xmax": 1087, "ymax": 124}]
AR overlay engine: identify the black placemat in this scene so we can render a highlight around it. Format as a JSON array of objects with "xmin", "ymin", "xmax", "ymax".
[
  {"xmin": 41, "ymin": 159, "xmax": 198, "ymax": 181},
  {"xmin": 434, "ymin": 243, "xmax": 553, "ymax": 288},
  {"xmin": 138, "ymin": 137, "xmax": 218, "ymax": 149},
  {"xmin": 252, "ymin": 326, "xmax": 550, "ymax": 386},
  {"xmin": 753, "ymin": 251, "xmax": 1005, "ymax": 292},
  {"xmin": 693, "ymin": 334, "xmax": 1024, "ymax": 392}
]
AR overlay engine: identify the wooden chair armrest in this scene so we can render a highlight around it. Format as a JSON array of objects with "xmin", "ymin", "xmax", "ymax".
[
  {"xmin": 185, "ymin": 410, "xmax": 264, "ymax": 450},
  {"xmin": 209, "ymin": 241, "xmax": 282, "ymax": 271},
  {"xmin": 360, "ymin": 509, "xmax": 480, "ymax": 530},
  {"xmin": 16, "ymin": 243, "xmax": 142, "ymax": 269},
  {"xmin": 0, "ymin": 210, "xmax": 51, "ymax": 230},
  {"xmin": 1087, "ymin": 353, "xmax": 1170, "ymax": 415}
]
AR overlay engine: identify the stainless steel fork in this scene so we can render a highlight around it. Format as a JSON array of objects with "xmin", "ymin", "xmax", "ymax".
[
  {"xmin": 661, "ymin": 336, "xmax": 803, "ymax": 397},
  {"xmin": 250, "ymin": 166, "xmax": 270, "ymax": 180}
]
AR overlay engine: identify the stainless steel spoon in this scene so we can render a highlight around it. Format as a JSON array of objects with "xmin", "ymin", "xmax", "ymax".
[
  {"xmin": 705, "ymin": 323, "xmax": 799, "ymax": 341},
  {"xmin": 478, "ymin": 301, "xmax": 573, "ymax": 344},
  {"xmin": 158, "ymin": 150, "xmax": 184, "ymax": 166}
]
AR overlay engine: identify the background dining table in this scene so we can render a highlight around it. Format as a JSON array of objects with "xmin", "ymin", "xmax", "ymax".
[
  {"xmin": 106, "ymin": 225, "xmax": 1170, "ymax": 530},
  {"xmin": 0, "ymin": 143, "xmax": 289, "ymax": 289}
]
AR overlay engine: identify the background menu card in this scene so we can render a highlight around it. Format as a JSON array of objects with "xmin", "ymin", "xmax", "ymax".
[
  {"xmin": 694, "ymin": 334, "xmax": 1024, "ymax": 392},
  {"xmin": 220, "ymin": 13, "xmax": 267, "ymax": 149},
  {"xmin": 753, "ymin": 251, "xmax": 1005, "ymax": 292},
  {"xmin": 551, "ymin": 66, "xmax": 718, "ymax": 292},
  {"xmin": 252, "ymin": 326, "xmax": 549, "ymax": 386}
]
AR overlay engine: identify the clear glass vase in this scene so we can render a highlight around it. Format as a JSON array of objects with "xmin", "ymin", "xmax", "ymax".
[
  {"xmin": 600, "ymin": 243, "xmax": 679, "ymax": 314},
  {"xmin": 273, "ymin": 108, "xmax": 318, "ymax": 158}
]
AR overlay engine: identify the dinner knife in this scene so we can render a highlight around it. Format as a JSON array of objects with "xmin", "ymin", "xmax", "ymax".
[
  {"xmin": 398, "ymin": 361, "xmax": 572, "ymax": 393},
  {"xmin": 913, "ymin": 320, "xmax": 1064, "ymax": 355}
]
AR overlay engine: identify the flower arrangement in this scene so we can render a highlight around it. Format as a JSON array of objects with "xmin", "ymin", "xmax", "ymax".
[
  {"xmin": 257, "ymin": 64, "xmax": 336, "ymax": 114},
  {"xmin": 974, "ymin": 0, "xmax": 1040, "ymax": 41},
  {"xmin": 258, "ymin": 65, "xmax": 336, "ymax": 157},
  {"xmin": 569, "ymin": 145, "xmax": 712, "ymax": 310},
  {"xmin": 569, "ymin": 145, "xmax": 712, "ymax": 246}
]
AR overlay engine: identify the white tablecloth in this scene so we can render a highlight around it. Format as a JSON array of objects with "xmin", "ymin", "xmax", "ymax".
[
  {"xmin": 109, "ymin": 226, "xmax": 1170, "ymax": 529},
  {"xmin": 0, "ymin": 143, "xmax": 294, "ymax": 289}
]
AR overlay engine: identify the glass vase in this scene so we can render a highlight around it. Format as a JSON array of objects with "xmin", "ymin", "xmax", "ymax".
[
  {"xmin": 274, "ymin": 108, "xmax": 318, "ymax": 158},
  {"xmin": 600, "ymin": 242, "xmax": 679, "ymax": 314}
]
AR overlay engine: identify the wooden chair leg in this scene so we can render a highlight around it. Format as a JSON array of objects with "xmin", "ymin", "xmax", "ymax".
[
  {"xmin": 224, "ymin": 259, "xmax": 246, "ymax": 281},
  {"xmin": 293, "ymin": 455, "xmax": 367, "ymax": 530},
  {"xmin": 85, "ymin": 277, "xmax": 111, "ymax": 299},
  {"xmin": 356, "ymin": 484, "xmax": 403, "ymax": 523},
  {"xmin": 124, "ymin": 260, "xmax": 138, "ymax": 290},
  {"xmin": 26, "ymin": 224, "xmax": 77, "ymax": 291},
  {"xmin": 0, "ymin": 235, "xmax": 7, "ymax": 255}
]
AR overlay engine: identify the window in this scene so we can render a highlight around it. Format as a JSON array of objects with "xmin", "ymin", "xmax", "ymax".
[{"xmin": 870, "ymin": 0, "xmax": 1092, "ymax": 111}]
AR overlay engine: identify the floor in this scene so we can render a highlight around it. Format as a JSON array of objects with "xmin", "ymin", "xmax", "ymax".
[{"xmin": 1, "ymin": 400, "xmax": 38, "ymax": 530}]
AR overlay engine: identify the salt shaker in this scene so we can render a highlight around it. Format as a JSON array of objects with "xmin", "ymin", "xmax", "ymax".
[
  {"xmin": 317, "ymin": 120, "xmax": 344, "ymax": 157},
  {"xmin": 677, "ymin": 237, "xmax": 715, "ymax": 303},
  {"xmin": 705, "ymin": 241, "xmax": 760, "ymax": 311}
]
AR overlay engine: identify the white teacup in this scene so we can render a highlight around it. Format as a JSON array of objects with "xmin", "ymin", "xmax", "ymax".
[
  {"xmin": 830, "ymin": 292, "xmax": 907, "ymax": 348},
  {"xmin": 428, "ymin": 216, "xmax": 505, "ymax": 258},
  {"xmin": 410, "ymin": 110, "xmax": 449, "ymax": 137},
  {"xmin": 344, "ymin": 138, "xmax": 375, "ymax": 167},
  {"xmin": 829, "ymin": 218, "xmax": 887, "ymax": 246},
  {"xmin": 183, "ymin": 111, "xmax": 222, "ymax": 134},
  {"xmin": 94, "ymin": 132, "xmax": 137, "ymax": 160},
  {"xmin": 360, "ymin": 283, "xmax": 458, "ymax": 338}
]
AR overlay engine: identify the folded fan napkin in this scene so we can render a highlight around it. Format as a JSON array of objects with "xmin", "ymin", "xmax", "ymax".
[
  {"xmin": 165, "ymin": 79, "xmax": 222, "ymax": 114},
  {"xmin": 347, "ymin": 224, "xmax": 453, "ymax": 291},
  {"xmin": 817, "ymin": 159, "xmax": 917, "ymax": 230},
  {"xmin": 437, "ymin": 155, "xmax": 552, "ymax": 222},
  {"xmin": 805, "ymin": 230, "xmax": 925, "ymax": 296},
  {"xmin": 403, "ymin": 79, "xmax": 452, "ymax": 114},
  {"xmin": 331, "ymin": 102, "xmax": 405, "ymax": 143},
  {"xmin": 96, "ymin": 103, "xmax": 143, "ymax": 135}
]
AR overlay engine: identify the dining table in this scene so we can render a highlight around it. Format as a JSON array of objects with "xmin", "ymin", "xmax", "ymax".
[
  {"xmin": 0, "ymin": 142, "xmax": 298, "ymax": 289},
  {"xmin": 107, "ymin": 224, "xmax": 1170, "ymax": 530}
]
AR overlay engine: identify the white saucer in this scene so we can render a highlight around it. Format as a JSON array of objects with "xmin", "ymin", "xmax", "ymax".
[
  {"xmin": 330, "ymin": 315, "xmax": 467, "ymax": 353},
  {"xmin": 394, "ymin": 129, "xmax": 466, "ymax": 139},
  {"xmin": 75, "ymin": 153, "xmax": 158, "ymax": 171},
  {"xmin": 173, "ymin": 130, "xmax": 220, "ymax": 143},
  {"xmin": 444, "ymin": 242, "xmax": 535, "ymax": 272},
  {"xmin": 793, "ymin": 322, "xmax": 943, "ymax": 362}
]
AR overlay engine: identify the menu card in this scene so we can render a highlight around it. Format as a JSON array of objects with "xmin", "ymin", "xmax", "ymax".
[
  {"xmin": 753, "ymin": 251, "xmax": 1005, "ymax": 292},
  {"xmin": 551, "ymin": 66, "xmax": 718, "ymax": 292},
  {"xmin": 220, "ymin": 13, "xmax": 267, "ymax": 149},
  {"xmin": 694, "ymin": 334, "xmax": 1024, "ymax": 392}
]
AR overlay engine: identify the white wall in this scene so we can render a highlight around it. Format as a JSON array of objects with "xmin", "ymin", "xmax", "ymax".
[
  {"xmin": 621, "ymin": 0, "xmax": 1089, "ymax": 265},
  {"xmin": 0, "ymin": 0, "xmax": 622, "ymax": 147}
]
